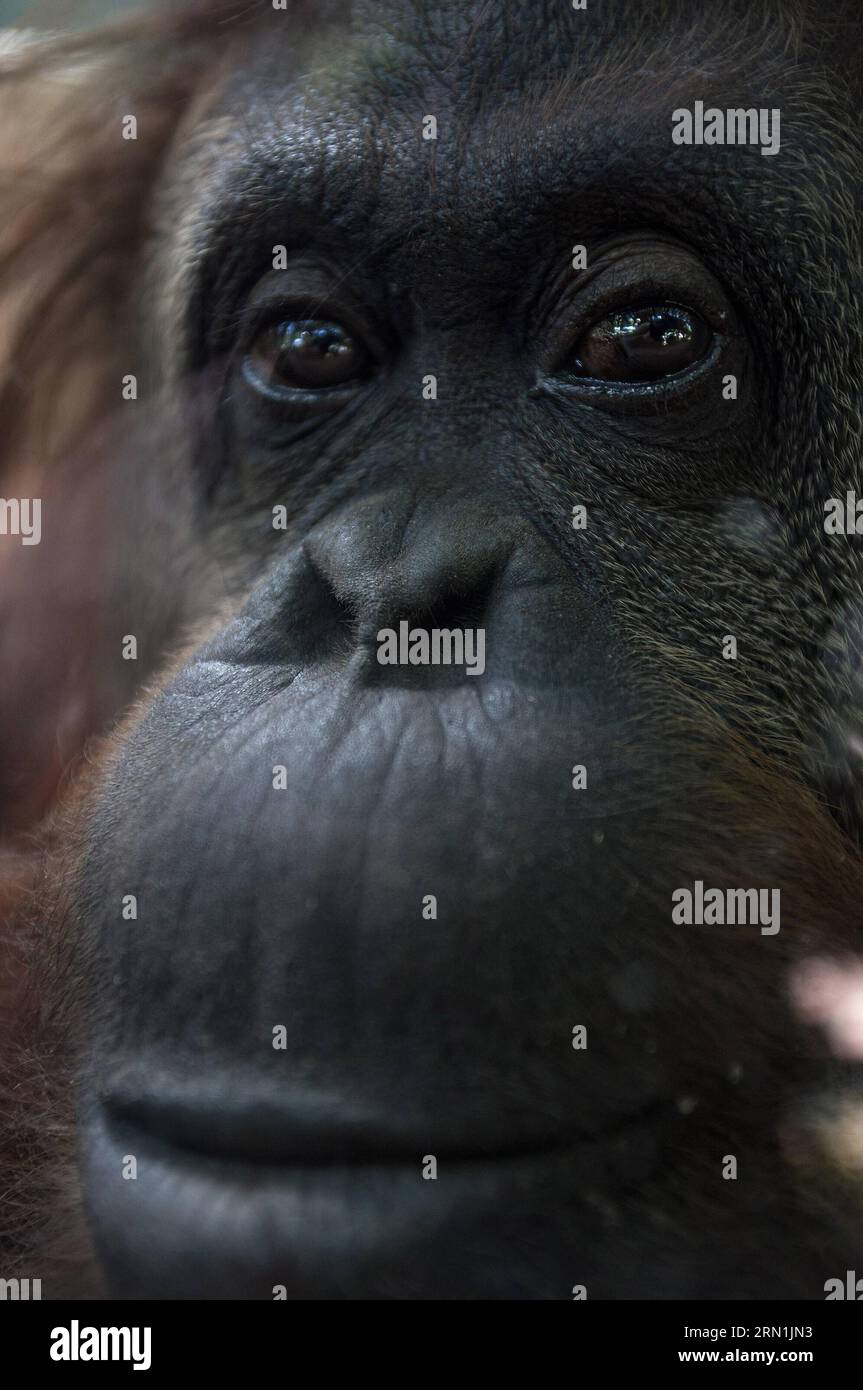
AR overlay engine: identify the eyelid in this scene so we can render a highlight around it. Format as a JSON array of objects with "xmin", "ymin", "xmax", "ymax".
[
  {"xmin": 240, "ymin": 298, "xmax": 387, "ymax": 367},
  {"xmin": 539, "ymin": 334, "xmax": 724, "ymax": 407},
  {"xmin": 535, "ymin": 239, "xmax": 734, "ymax": 377},
  {"xmin": 240, "ymin": 352, "xmax": 366, "ymax": 411},
  {"xmin": 237, "ymin": 263, "xmax": 393, "ymax": 364}
]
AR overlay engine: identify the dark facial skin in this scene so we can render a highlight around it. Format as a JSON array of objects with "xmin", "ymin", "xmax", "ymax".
[{"xmin": 71, "ymin": 0, "xmax": 863, "ymax": 1297}]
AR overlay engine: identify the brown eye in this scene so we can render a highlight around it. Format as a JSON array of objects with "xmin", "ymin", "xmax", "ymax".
[
  {"xmin": 572, "ymin": 305, "xmax": 711, "ymax": 382},
  {"xmin": 250, "ymin": 318, "xmax": 369, "ymax": 389}
]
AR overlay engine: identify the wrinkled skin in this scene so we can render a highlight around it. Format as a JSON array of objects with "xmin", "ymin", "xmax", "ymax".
[{"xmin": 60, "ymin": 0, "xmax": 863, "ymax": 1297}]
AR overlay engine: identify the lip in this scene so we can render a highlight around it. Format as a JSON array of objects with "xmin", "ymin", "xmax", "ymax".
[
  {"xmin": 83, "ymin": 1097, "xmax": 664, "ymax": 1298},
  {"xmin": 101, "ymin": 1082, "xmax": 662, "ymax": 1167}
]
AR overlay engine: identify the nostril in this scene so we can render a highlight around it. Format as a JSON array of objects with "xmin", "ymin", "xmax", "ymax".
[
  {"xmin": 368, "ymin": 565, "xmax": 498, "ymax": 686},
  {"xmin": 420, "ymin": 564, "xmax": 498, "ymax": 634}
]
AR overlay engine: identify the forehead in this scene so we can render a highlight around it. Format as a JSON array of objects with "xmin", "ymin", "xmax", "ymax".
[
  {"xmin": 231, "ymin": 0, "xmax": 794, "ymax": 108},
  {"xmin": 150, "ymin": 0, "xmax": 851, "ymax": 371},
  {"xmin": 170, "ymin": 0, "xmax": 834, "ymax": 244},
  {"xmin": 218, "ymin": 0, "xmax": 775, "ymax": 172}
]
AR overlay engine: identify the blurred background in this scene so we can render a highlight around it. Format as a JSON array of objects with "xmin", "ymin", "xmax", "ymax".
[{"xmin": 0, "ymin": 1, "xmax": 142, "ymax": 25}]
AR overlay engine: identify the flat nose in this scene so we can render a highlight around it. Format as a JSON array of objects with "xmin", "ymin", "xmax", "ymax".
[
  {"xmin": 304, "ymin": 491, "xmax": 509, "ymax": 632},
  {"xmin": 297, "ymin": 489, "xmax": 587, "ymax": 685}
]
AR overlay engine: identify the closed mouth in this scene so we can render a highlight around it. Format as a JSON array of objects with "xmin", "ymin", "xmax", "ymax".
[
  {"xmin": 83, "ymin": 1090, "xmax": 665, "ymax": 1298},
  {"xmin": 100, "ymin": 1083, "xmax": 665, "ymax": 1170}
]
